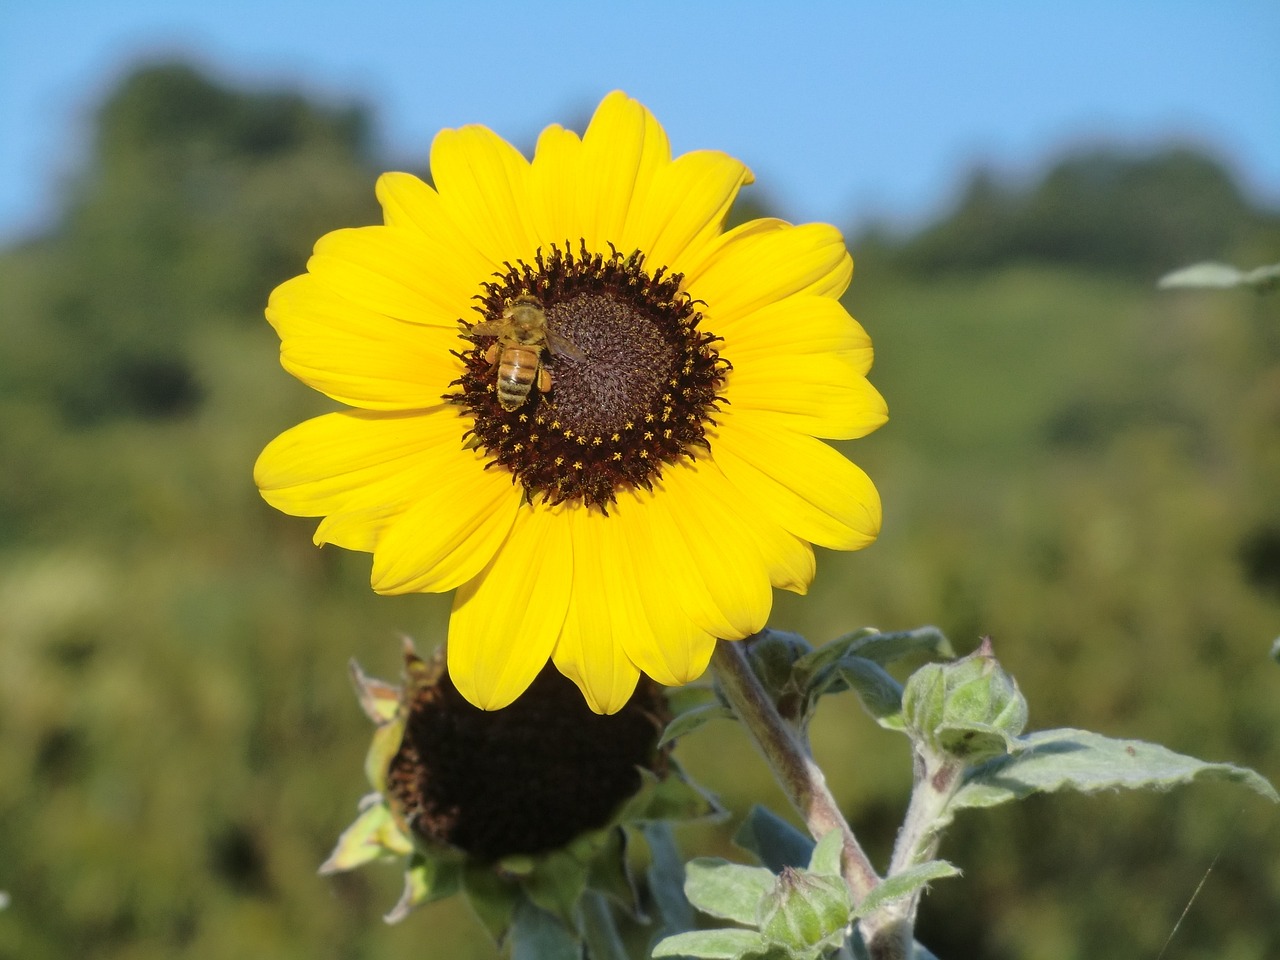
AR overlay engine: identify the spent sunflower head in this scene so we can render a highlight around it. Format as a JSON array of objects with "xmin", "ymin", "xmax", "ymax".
[
  {"xmin": 322, "ymin": 641, "xmax": 713, "ymax": 934},
  {"xmin": 254, "ymin": 91, "xmax": 887, "ymax": 713}
]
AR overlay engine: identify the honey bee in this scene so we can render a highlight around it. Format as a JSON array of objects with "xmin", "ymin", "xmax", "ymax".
[{"xmin": 470, "ymin": 295, "xmax": 585, "ymax": 411}]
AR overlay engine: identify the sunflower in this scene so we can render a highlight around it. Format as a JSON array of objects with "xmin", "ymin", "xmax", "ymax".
[
  {"xmin": 323, "ymin": 641, "xmax": 713, "ymax": 932},
  {"xmin": 254, "ymin": 91, "xmax": 886, "ymax": 714}
]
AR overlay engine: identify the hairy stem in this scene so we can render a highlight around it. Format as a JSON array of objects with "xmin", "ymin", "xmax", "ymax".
[{"xmin": 710, "ymin": 638, "xmax": 880, "ymax": 903}]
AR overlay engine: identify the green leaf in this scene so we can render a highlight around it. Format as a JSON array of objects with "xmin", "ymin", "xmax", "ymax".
[
  {"xmin": 733, "ymin": 805, "xmax": 815, "ymax": 872},
  {"xmin": 318, "ymin": 796, "xmax": 413, "ymax": 874},
  {"xmin": 949, "ymin": 728, "xmax": 1280, "ymax": 827},
  {"xmin": 382, "ymin": 852, "xmax": 462, "ymax": 924},
  {"xmin": 660, "ymin": 703, "xmax": 736, "ymax": 746},
  {"xmin": 805, "ymin": 829, "xmax": 844, "ymax": 878},
  {"xmin": 829, "ymin": 657, "xmax": 905, "ymax": 728},
  {"xmin": 684, "ymin": 858, "xmax": 775, "ymax": 925},
  {"xmin": 838, "ymin": 626, "xmax": 955, "ymax": 666},
  {"xmin": 793, "ymin": 628, "xmax": 953, "ymax": 725},
  {"xmin": 1157, "ymin": 261, "xmax": 1280, "ymax": 291},
  {"xmin": 644, "ymin": 822, "xmax": 696, "ymax": 937},
  {"xmin": 579, "ymin": 889, "xmax": 629, "ymax": 960},
  {"xmin": 849, "ymin": 861, "xmax": 960, "ymax": 920},
  {"xmin": 652, "ymin": 928, "xmax": 771, "ymax": 959},
  {"xmin": 510, "ymin": 898, "xmax": 581, "ymax": 960},
  {"xmin": 795, "ymin": 627, "xmax": 952, "ymax": 682},
  {"xmin": 462, "ymin": 862, "xmax": 521, "ymax": 944},
  {"xmin": 621, "ymin": 763, "xmax": 721, "ymax": 824},
  {"xmin": 792, "ymin": 628, "xmax": 879, "ymax": 684},
  {"xmin": 522, "ymin": 846, "xmax": 591, "ymax": 926},
  {"xmin": 586, "ymin": 827, "xmax": 637, "ymax": 914}
]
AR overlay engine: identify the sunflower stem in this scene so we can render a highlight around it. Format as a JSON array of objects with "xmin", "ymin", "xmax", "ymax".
[{"xmin": 710, "ymin": 638, "xmax": 880, "ymax": 904}]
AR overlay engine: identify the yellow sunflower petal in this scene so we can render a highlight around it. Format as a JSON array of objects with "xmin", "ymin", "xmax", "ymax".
[
  {"xmin": 699, "ymin": 459, "xmax": 816, "ymax": 595},
  {"xmin": 633, "ymin": 462, "xmax": 773, "ymax": 641},
  {"xmin": 308, "ymin": 225, "xmax": 473, "ymax": 327},
  {"xmin": 685, "ymin": 222, "xmax": 853, "ymax": 325},
  {"xmin": 429, "ymin": 124, "xmax": 536, "ymax": 266},
  {"xmin": 528, "ymin": 123, "xmax": 583, "ymax": 244},
  {"xmin": 368, "ymin": 455, "xmax": 521, "ymax": 595},
  {"xmin": 628, "ymin": 149, "xmax": 753, "ymax": 272},
  {"xmin": 575, "ymin": 91, "xmax": 670, "ymax": 253},
  {"xmin": 586, "ymin": 494, "xmax": 718, "ymax": 688},
  {"xmin": 448, "ymin": 504, "xmax": 573, "ymax": 710},
  {"xmin": 375, "ymin": 171, "xmax": 497, "ymax": 282},
  {"xmin": 711, "ymin": 410, "xmax": 882, "ymax": 551},
  {"xmin": 254, "ymin": 409, "xmax": 459, "ymax": 519},
  {"xmin": 721, "ymin": 295, "xmax": 874, "ymax": 373},
  {"xmin": 727, "ymin": 352, "xmax": 888, "ymax": 440},
  {"xmin": 267, "ymin": 275, "xmax": 461, "ymax": 411},
  {"xmin": 551, "ymin": 508, "xmax": 644, "ymax": 714}
]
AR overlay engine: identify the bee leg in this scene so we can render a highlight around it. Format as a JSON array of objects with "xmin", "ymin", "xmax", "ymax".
[
  {"xmin": 484, "ymin": 344, "xmax": 500, "ymax": 366},
  {"xmin": 538, "ymin": 367, "xmax": 553, "ymax": 393}
]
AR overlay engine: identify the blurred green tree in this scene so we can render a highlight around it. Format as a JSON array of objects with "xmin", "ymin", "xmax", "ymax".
[
  {"xmin": 1, "ymin": 61, "xmax": 379, "ymax": 424},
  {"xmin": 895, "ymin": 148, "xmax": 1279, "ymax": 278}
]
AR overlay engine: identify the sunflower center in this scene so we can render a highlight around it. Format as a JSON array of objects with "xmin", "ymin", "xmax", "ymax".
[{"xmin": 448, "ymin": 243, "xmax": 730, "ymax": 510}]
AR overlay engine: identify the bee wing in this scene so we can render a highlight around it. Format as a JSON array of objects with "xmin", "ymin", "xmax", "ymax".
[
  {"xmin": 545, "ymin": 329, "xmax": 587, "ymax": 361},
  {"xmin": 468, "ymin": 320, "xmax": 505, "ymax": 337}
]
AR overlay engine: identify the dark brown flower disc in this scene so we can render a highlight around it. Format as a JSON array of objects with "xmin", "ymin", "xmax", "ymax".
[
  {"xmin": 448, "ymin": 243, "xmax": 730, "ymax": 510},
  {"xmin": 385, "ymin": 649, "xmax": 669, "ymax": 861}
]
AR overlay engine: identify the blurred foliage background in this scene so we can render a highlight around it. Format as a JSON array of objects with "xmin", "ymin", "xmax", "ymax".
[{"xmin": 0, "ymin": 62, "xmax": 1277, "ymax": 960}]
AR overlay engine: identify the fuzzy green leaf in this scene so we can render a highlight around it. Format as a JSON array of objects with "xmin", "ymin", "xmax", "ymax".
[
  {"xmin": 684, "ymin": 858, "xmax": 775, "ymax": 925},
  {"xmin": 806, "ymin": 829, "xmax": 844, "ymax": 878},
  {"xmin": 510, "ymin": 899, "xmax": 580, "ymax": 960},
  {"xmin": 850, "ymin": 861, "xmax": 960, "ymax": 920},
  {"xmin": 948, "ymin": 728, "xmax": 1279, "ymax": 827},
  {"xmin": 645, "ymin": 822, "xmax": 696, "ymax": 937},
  {"xmin": 795, "ymin": 627, "xmax": 952, "ymax": 682},
  {"xmin": 660, "ymin": 704, "xmax": 735, "ymax": 746},
  {"xmin": 733, "ymin": 805, "xmax": 814, "ymax": 872},
  {"xmin": 838, "ymin": 626, "xmax": 954, "ymax": 666},
  {"xmin": 651, "ymin": 928, "xmax": 771, "ymax": 959},
  {"xmin": 831, "ymin": 657, "xmax": 906, "ymax": 728}
]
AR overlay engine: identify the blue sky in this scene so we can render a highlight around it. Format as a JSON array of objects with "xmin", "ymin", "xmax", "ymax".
[{"xmin": 2, "ymin": 1, "xmax": 1277, "ymax": 242}]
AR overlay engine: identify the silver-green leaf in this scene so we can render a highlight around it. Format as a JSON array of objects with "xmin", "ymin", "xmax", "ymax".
[
  {"xmin": 651, "ymin": 928, "xmax": 771, "ymax": 959},
  {"xmin": 948, "ymin": 728, "xmax": 1279, "ymax": 828},
  {"xmin": 684, "ymin": 858, "xmax": 776, "ymax": 925},
  {"xmin": 850, "ymin": 861, "xmax": 960, "ymax": 920}
]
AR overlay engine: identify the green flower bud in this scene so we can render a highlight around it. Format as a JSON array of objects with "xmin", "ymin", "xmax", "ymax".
[
  {"xmin": 757, "ymin": 866, "xmax": 851, "ymax": 953},
  {"xmin": 903, "ymin": 638, "xmax": 1027, "ymax": 762}
]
